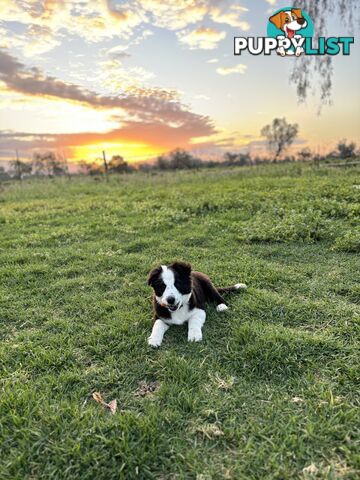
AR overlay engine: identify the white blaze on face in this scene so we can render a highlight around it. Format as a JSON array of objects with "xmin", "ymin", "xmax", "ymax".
[{"xmin": 156, "ymin": 265, "xmax": 182, "ymax": 306}]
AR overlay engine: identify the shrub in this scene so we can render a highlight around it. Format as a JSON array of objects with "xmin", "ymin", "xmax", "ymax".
[{"xmin": 333, "ymin": 229, "xmax": 360, "ymax": 253}]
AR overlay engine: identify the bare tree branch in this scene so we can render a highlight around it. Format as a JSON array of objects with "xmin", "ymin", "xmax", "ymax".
[{"xmin": 291, "ymin": 0, "xmax": 357, "ymax": 111}]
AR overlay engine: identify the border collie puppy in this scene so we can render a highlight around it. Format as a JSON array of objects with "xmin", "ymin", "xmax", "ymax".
[{"xmin": 147, "ymin": 261, "xmax": 247, "ymax": 347}]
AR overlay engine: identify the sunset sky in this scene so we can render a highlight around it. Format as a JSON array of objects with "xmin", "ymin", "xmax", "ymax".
[{"xmin": 0, "ymin": 0, "xmax": 359, "ymax": 165}]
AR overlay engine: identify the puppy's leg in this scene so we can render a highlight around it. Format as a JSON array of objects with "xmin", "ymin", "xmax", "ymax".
[
  {"xmin": 148, "ymin": 319, "xmax": 169, "ymax": 347},
  {"xmin": 216, "ymin": 303, "xmax": 228, "ymax": 312},
  {"xmin": 198, "ymin": 275, "xmax": 227, "ymax": 311},
  {"xmin": 188, "ymin": 309, "xmax": 206, "ymax": 342}
]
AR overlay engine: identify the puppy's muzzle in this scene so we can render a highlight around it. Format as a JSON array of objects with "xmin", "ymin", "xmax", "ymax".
[{"xmin": 167, "ymin": 303, "xmax": 180, "ymax": 312}]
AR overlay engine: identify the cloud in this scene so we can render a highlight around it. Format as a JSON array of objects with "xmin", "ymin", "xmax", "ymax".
[
  {"xmin": 210, "ymin": 5, "xmax": 250, "ymax": 30},
  {"xmin": 265, "ymin": 0, "xmax": 277, "ymax": 5},
  {"xmin": 178, "ymin": 27, "xmax": 226, "ymax": 50},
  {"xmin": 140, "ymin": 0, "xmax": 208, "ymax": 30},
  {"xmin": 194, "ymin": 94, "xmax": 210, "ymax": 100},
  {"xmin": 0, "ymin": 48, "xmax": 217, "ymax": 159},
  {"xmin": 0, "ymin": 1, "xmax": 250, "ymax": 55},
  {"xmin": 216, "ymin": 63, "xmax": 247, "ymax": 75},
  {"xmin": 207, "ymin": 58, "xmax": 219, "ymax": 63},
  {"xmin": 97, "ymin": 58, "xmax": 156, "ymax": 91}
]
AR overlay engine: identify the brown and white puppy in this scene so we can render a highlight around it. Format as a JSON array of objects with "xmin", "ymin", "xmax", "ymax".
[
  {"xmin": 270, "ymin": 8, "xmax": 307, "ymax": 56},
  {"xmin": 147, "ymin": 261, "xmax": 247, "ymax": 347}
]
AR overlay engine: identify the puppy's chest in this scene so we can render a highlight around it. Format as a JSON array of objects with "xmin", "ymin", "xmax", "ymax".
[{"xmin": 164, "ymin": 304, "xmax": 192, "ymax": 325}]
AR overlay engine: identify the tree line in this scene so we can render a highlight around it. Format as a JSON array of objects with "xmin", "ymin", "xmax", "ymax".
[{"xmin": 0, "ymin": 118, "xmax": 358, "ymax": 181}]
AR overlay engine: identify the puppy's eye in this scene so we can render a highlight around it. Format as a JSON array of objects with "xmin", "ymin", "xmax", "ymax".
[
  {"xmin": 285, "ymin": 18, "xmax": 289, "ymax": 23},
  {"xmin": 292, "ymin": 15, "xmax": 297, "ymax": 21}
]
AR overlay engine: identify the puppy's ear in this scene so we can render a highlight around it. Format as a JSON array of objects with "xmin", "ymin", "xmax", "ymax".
[
  {"xmin": 269, "ymin": 11, "xmax": 284, "ymax": 30},
  {"xmin": 147, "ymin": 266, "xmax": 161, "ymax": 286},
  {"xmin": 170, "ymin": 261, "xmax": 192, "ymax": 277},
  {"xmin": 291, "ymin": 8, "xmax": 303, "ymax": 19}
]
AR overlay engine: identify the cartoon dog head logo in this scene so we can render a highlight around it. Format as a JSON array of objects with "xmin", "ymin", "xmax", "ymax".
[
  {"xmin": 270, "ymin": 9, "xmax": 307, "ymax": 39},
  {"xmin": 267, "ymin": 7, "xmax": 313, "ymax": 56}
]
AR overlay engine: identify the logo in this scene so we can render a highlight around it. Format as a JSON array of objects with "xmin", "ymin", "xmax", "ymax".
[{"xmin": 234, "ymin": 7, "xmax": 354, "ymax": 57}]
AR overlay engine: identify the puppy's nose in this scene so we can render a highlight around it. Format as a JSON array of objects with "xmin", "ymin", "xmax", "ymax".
[
  {"xmin": 167, "ymin": 296, "xmax": 175, "ymax": 305},
  {"xmin": 297, "ymin": 17, "xmax": 305, "ymax": 25}
]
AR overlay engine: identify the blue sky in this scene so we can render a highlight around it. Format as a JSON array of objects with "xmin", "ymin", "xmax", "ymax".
[{"xmin": 0, "ymin": 0, "xmax": 359, "ymax": 163}]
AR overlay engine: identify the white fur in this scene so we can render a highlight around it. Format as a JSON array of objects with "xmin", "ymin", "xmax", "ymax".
[
  {"xmin": 216, "ymin": 303, "xmax": 228, "ymax": 312},
  {"xmin": 149, "ymin": 305, "xmax": 206, "ymax": 347},
  {"xmin": 188, "ymin": 309, "xmax": 206, "ymax": 342},
  {"xmin": 235, "ymin": 283, "xmax": 247, "ymax": 290},
  {"xmin": 148, "ymin": 319, "xmax": 169, "ymax": 347},
  {"xmin": 164, "ymin": 301, "xmax": 191, "ymax": 325},
  {"xmin": 155, "ymin": 265, "xmax": 184, "ymax": 309}
]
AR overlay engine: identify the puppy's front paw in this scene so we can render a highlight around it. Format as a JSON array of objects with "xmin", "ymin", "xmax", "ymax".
[
  {"xmin": 216, "ymin": 303, "xmax": 228, "ymax": 312},
  {"xmin": 148, "ymin": 336, "xmax": 162, "ymax": 348},
  {"xmin": 188, "ymin": 329, "xmax": 202, "ymax": 342},
  {"xmin": 235, "ymin": 283, "xmax": 247, "ymax": 290}
]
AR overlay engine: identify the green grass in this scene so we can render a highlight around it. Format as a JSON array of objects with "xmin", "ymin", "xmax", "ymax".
[{"xmin": 0, "ymin": 163, "xmax": 359, "ymax": 479}]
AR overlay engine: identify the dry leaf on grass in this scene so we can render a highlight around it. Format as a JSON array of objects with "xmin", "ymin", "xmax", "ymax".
[
  {"xmin": 135, "ymin": 381, "xmax": 160, "ymax": 397},
  {"xmin": 92, "ymin": 391, "xmax": 117, "ymax": 414},
  {"xmin": 194, "ymin": 423, "xmax": 224, "ymax": 439},
  {"xmin": 302, "ymin": 463, "xmax": 318, "ymax": 475},
  {"xmin": 212, "ymin": 373, "xmax": 235, "ymax": 390},
  {"xmin": 107, "ymin": 399, "xmax": 117, "ymax": 415},
  {"xmin": 92, "ymin": 392, "xmax": 104, "ymax": 404},
  {"xmin": 291, "ymin": 396, "xmax": 304, "ymax": 403}
]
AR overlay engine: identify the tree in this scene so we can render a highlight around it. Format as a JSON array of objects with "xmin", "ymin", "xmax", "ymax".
[
  {"xmin": 9, "ymin": 159, "xmax": 32, "ymax": 179},
  {"xmin": 156, "ymin": 155, "xmax": 170, "ymax": 170},
  {"xmin": 290, "ymin": 0, "xmax": 358, "ymax": 108},
  {"xmin": 0, "ymin": 166, "xmax": 11, "ymax": 181},
  {"xmin": 298, "ymin": 148, "xmax": 312, "ymax": 162},
  {"xmin": 89, "ymin": 162, "xmax": 104, "ymax": 176},
  {"xmin": 223, "ymin": 152, "xmax": 251, "ymax": 166},
  {"xmin": 33, "ymin": 152, "xmax": 66, "ymax": 177},
  {"xmin": 261, "ymin": 118, "xmax": 299, "ymax": 162},
  {"xmin": 77, "ymin": 160, "xmax": 91, "ymax": 175},
  {"xmin": 108, "ymin": 155, "xmax": 129, "ymax": 173},
  {"xmin": 337, "ymin": 140, "xmax": 357, "ymax": 159},
  {"xmin": 168, "ymin": 149, "xmax": 201, "ymax": 169},
  {"xmin": 155, "ymin": 149, "xmax": 202, "ymax": 170}
]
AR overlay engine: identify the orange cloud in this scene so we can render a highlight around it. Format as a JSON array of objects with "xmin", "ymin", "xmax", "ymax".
[{"xmin": 0, "ymin": 49, "xmax": 217, "ymax": 161}]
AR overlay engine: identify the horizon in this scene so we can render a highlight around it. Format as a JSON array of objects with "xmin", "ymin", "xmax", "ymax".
[{"xmin": 0, "ymin": 0, "xmax": 359, "ymax": 166}]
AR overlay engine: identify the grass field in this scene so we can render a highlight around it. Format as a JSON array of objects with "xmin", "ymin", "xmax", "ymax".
[{"xmin": 0, "ymin": 163, "xmax": 359, "ymax": 479}]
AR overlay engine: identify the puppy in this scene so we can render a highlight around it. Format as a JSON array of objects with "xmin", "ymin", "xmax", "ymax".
[
  {"xmin": 269, "ymin": 8, "xmax": 307, "ymax": 56},
  {"xmin": 147, "ymin": 261, "xmax": 247, "ymax": 347}
]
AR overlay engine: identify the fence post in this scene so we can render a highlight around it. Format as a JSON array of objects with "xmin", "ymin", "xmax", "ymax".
[
  {"xmin": 15, "ymin": 149, "xmax": 22, "ymax": 182},
  {"xmin": 102, "ymin": 150, "xmax": 109, "ymax": 182}
]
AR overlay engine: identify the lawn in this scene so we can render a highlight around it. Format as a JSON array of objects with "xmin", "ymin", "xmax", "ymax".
[{"xmin": 0, "ymin": 163, "xmax": 359, "ymax": 479}]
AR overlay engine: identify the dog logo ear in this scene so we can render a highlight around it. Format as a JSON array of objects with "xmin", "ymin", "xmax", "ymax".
[
  {"xmin": 147, "ymin": 266, "xmax": 161, "ymax": 286},
  {"xmin": 269, "ymin": 11, "xmax": 283, "ymax": 30},
  {"xmin": 170, "ymin": 261, "xmax": 192, "ymax": 277},
  {"xmin": 291, "ymin": 8, "xmax": 303, "ymax": 19}
]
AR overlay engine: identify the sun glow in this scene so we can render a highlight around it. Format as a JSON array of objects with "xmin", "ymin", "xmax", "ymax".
[{"xmin": 72, "ymin": 142, "xmax": 166, "ymax": 163}]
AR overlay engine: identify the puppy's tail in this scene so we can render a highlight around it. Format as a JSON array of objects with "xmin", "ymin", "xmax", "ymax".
[{"xmin": 217, "ymin": 283, "xmax": 247, "ymax": 294}]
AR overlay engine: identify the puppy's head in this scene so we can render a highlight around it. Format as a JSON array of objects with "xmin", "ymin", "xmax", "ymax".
[
  {"xmin": 147, "ymin": 261, "xmax": 192, "ymax": 312},
  {"xmin": 269, "ymin": 9, "xmax": 307, "ymax": 38}
]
